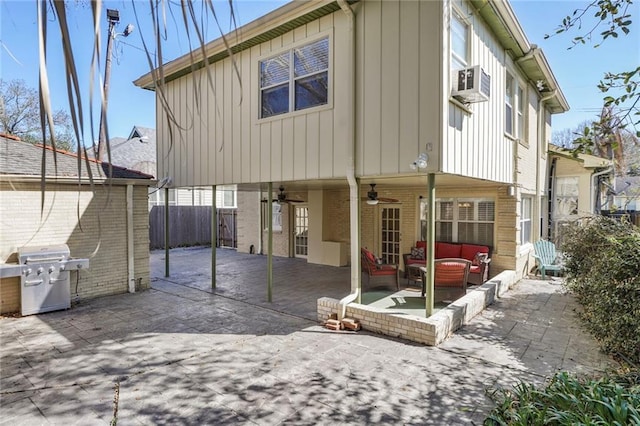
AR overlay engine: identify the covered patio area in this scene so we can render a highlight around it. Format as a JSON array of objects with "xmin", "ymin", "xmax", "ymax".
[{"xmin": 151, "ymin": 247, "xmax": 481, "ymax": 325}]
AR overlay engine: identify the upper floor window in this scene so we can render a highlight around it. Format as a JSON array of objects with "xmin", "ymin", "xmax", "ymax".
[
  {"xmin": 505, "ymin": 72, "xmax": 526, "ymax": 140},
  {"xmin": 451, "ymin": 10, "xmax": 469, "ymax": 70},
  {"xmin": 260, "ymin": 37, "xmax": 329, "ymax": 119}
]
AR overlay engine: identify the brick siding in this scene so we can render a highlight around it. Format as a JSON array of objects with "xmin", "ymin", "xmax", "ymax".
[{"xmin": 0, "ymin": 182, "xmax": 150, "ymax": 314}]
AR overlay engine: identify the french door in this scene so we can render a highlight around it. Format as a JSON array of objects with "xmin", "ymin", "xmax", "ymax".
[
  {"xmin": 294, "ymin": 205, "xmax": 309, "ymax": 258},
  {"xmin": 380, "ymin": 206, "xmax": 401, "ymax": 264}
]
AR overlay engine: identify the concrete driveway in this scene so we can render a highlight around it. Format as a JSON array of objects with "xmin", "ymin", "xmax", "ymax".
[{"xmin": 0, "ymin": 247, "xmax": 616, "ymax": 425}]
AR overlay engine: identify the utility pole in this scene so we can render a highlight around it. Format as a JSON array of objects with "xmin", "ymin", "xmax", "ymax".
[{"xmin": 97, "ymin": 9, "xmax": 133, "ymax": 161}]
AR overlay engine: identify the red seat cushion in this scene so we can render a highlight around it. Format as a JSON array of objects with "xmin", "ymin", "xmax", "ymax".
[
  {"xmin": 436, "ymin": 242, "xmax": 462, "ymax": 259},
  {"xmin": 469, "ymin": 265, "xmax": 481, "ymax": 274},
  {"xmin": 460, "ymin": 244, "xmax": 489, "ymax": 262},
  {"xmin": 372, "ymin": 265, "xmax": 397, "ymax": 275}
]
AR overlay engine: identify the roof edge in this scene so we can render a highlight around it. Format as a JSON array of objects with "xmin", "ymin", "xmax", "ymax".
[{"xmin": 134, "ymin": 0, "xmax": 339, "ymax": 90}]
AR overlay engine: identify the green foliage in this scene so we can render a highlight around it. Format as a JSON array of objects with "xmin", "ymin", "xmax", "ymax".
[
  {"xmin": 485, "ymin": 371, "xmax": 640, "ymax": 425},
  {"xmin": 561, "ymin": 215, "xmax": 640, "ymax": 363}
]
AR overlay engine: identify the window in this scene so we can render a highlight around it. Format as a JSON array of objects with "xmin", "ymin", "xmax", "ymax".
[
  {"xmin": 505, "ymin": 73, "xmax": 526, "ymax": 139},
  {"xmin": 520, "ymin": 196, "xmax": 532, "ymax": 245},
  {"xmin": 260, "ymin": 37, "xmax": 329, "ymax": 118},
  {"xmin": 450, "ymin": 9, "xmax": 469, "ymax": 70},
  {"xmin": 555, "ymin": 177, "xmax": 579, "ymax": 217},
  {"xmin": 262, "ymin": 202, "xmax": 282, "ymax": 232},
  {"xmin": 505, "ymin": 73, "xmax": 514, "ymax": 135},
  {"xmin": 420, "ymin": 198, "xmax": 495, "ymax": 246},
  {"xmin": 517, "ymin": 85, "xmax": 525, "ymax": 140}
]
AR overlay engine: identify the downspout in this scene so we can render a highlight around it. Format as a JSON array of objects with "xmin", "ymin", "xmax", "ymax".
[
  {"xmin": 337, "ymin": 0, "xmax": 359, "ymax": 320},
  {"xmin": 535, "ymin": 90, "xmax": 556, "ymax": 242},
  {"xmin": 592, "ymin": 166, "xmax": 614, "ymax": 214},
  {"xmin": 126, "ymin": 184, "xmax": 135, "ymax": 293}
]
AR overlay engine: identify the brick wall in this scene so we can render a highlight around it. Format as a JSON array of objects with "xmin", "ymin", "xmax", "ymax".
[{"xmin": 0, "ymin": 182, "xmax": 150, "ymax": 314}]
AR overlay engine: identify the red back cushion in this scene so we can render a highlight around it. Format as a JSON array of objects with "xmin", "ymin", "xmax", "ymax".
[
  {"xmin": 362, "ymin": 248, "xmax": 377, "ymax": 265},
  {"xmin": 435, "ymin": 261, "xmax": 467, "ymax": 287},
  {"xmin": 416, "ymin": 241, "xmax": 427, "ymax": 251},
  {"xmin": 460, "ymin": 244, "xmax": 489, "ymax": 262},
  {"xmin": 436, "ymin": 242, "xmax": 461, "ymax": 259}
]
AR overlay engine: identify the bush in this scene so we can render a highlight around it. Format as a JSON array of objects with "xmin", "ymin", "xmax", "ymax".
[
  {"xmin": 561, "ymin": 215, "xmax": 640, "ymax": 363},
  {"xmin": 485, "ymin": 371, "xmax": 640, "ymax": 425}
]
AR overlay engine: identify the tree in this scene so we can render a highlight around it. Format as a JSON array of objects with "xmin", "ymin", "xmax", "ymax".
[
  {"xmin": 546, "ymin": 1, "xmax": 639, "ymax": 136},
  {"xmin": 0, "ymin": 78, "xmax": 75, "ymax": 152},
  {"xmin": 552, "ymin": 120, "xmax": 594, "ymax": 148}
]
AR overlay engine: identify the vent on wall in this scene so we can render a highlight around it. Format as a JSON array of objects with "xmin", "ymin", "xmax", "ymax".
[{"xmin": 452, "ymin": 65, "xmax": 490, "ymax": 103}]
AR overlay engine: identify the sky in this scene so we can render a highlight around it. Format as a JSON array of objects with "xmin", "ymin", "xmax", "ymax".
[{"xmin": 1, "ymin": 0, "xmax": 639, "ymax": 147}]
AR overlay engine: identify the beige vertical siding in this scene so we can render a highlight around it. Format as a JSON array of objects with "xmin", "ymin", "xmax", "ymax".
[
  {"xmin": 156, "ymin": 11, "xmax": 350, "ymax": 188},
  {"xmin": 356, "ymin": 0, "xmax": 442, "ymax": 177},
  {"xmin": 445, "ymin": 0, "xmax": 518, "ymax": 183}
]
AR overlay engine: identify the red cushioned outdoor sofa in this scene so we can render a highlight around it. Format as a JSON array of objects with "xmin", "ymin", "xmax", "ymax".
[{"xmin": 403, "ymin": 241, "xmax": 491, "ymax": 286}]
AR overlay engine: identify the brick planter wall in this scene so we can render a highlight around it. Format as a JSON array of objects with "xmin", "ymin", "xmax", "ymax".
[{"xmin": 318, "ymin": 270, "xmax": 517, "ymax": 346}]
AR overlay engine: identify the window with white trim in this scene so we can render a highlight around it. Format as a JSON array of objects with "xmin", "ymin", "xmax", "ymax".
[
  {"xmin": 506, "ymin": 73, "xmax": 526, "ymax": 139},
  {"xmin": 420, "ymin": 198, "xmax": 495, "ymax": 246},
  {"xmin": 555, "ymin": 176, "xmax": 579, "ymax": 217},
  {"xmin": 450, "ymin": 9, "xmax": 469, "ymax": 71},
  {"xmin": 260, "ymin": 37, "xmax": 329, "ymax": 119},
  {"xmin": 520, "ymin": 196, "xmax": 532, "ymax": 244}
]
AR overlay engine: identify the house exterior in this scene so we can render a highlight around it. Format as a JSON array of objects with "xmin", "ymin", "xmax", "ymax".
[
  {"xmin": 547, "ymin": 144, "xmax": 614, "ymax": 245},
  {"xmin": 135, "ymin": 0, "xmax": 568, "ymax": 285},
  {"xmin": 0, "ymin": 136, "xmax": 152, "ymax": 314}
]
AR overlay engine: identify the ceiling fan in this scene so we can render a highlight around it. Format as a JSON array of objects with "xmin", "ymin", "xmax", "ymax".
[
  {"xmin": 364, "ymin": 184, "xmax": 399, "ymax": 205},
  {"xmin": 261, "ymin": 185, "xmax": 304, "ymax": 203}
]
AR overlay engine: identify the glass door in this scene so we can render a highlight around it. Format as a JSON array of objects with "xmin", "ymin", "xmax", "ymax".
[
  {"xmin": 294, "ymin": 205, "xmax": 309, "ymax": 258},
  {"xmin": 380, "ymin": 206, "xmax": 401, "ymax": 264}
]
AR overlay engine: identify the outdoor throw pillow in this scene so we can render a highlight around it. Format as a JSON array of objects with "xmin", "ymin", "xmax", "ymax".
[
  {"xmin": 411, "ymin": 246, "xmax": 425, "ymax": 260},
  {"xmin": 472, "ymin": 252, "xmax": 488, "ymax": 266}
]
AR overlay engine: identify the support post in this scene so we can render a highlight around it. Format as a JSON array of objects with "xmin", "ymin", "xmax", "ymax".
[
  {"xmin": 97, "ymin": 15, "xmax": 116, "ymax": 161},
  {"xmin": 211, "ymin": 185, "xmax": 217, "ymax": 289},
  {"xmin": 426, "ymin": 173, "xmax": 435, "ymax": 317},
  {"xmin": 267, "ymin": 183, "xmax": 273, "ymax": 302},
  {"xmin": 164, "ymin": 187, "xmax": 170, "ymax": 277},
  {"xmin": 126, "ymin": 185, "xmax": 135, "ymax": 292}
]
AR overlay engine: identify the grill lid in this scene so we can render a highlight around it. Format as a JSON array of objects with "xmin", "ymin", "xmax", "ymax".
[{"xmin": 19, "ymin": 244, "xmax": 71, "ymax": 264}]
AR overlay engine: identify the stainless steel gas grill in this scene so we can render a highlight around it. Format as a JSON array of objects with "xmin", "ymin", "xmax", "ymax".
[{"xmin": 0, "ymin": 244, "xmax": 89, "ymax": 316}]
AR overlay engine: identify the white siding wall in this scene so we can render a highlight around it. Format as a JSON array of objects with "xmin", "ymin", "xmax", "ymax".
[
  {"xmin": 445, "ymin": 0, "xmax": 516, "ymax": 183},
  {"xmin": 156, "ymin": 12, "xmax": 350, "ymax": 187}
]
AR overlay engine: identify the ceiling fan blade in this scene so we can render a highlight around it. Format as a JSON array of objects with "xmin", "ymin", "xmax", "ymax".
[{"xmin": 377, "ymin": 197, "xmax": 400, "ymax": 203}]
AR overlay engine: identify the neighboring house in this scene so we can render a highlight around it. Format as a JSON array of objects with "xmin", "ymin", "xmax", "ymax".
[
  {"xmin": 603, "ymin": 175, "xmax": 640, "ymax": 212},
  {"xmin": 0, "ymin": 135, "xmax": 152, "ymax": 314},
  {"xmin": 135, "ymin": 0, "xmax": 569, "ymax": 282},
  {"xmin": 107, "ymin": 125, "xmax": 237, "ymax": 209},
  {"xmin": 547, "ymin": 144, "xmax": 614, "ymax": 245}
]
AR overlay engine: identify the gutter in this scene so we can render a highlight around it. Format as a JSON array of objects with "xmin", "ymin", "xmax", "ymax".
[
  {"xmin": 0, "ymin": 175, "xmax": 153, "ymax": 186},
  {"xmin": 336, "ymin": 0, "xmax": 359, "ymax": 320}
]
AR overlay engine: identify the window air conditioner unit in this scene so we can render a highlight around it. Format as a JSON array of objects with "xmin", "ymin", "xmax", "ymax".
[{"xmin": 452, "ymin": 65, "xmax": 490, "ymax": 103}]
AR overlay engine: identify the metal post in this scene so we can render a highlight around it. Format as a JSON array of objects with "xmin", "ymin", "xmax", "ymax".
[
  {"xmin": 211, "ymin": 185, "xmax": 217, "ymax": 289},
  {"xmin": 164, "ymin": 187, "xmax": 170, "ymax": 277},
  {"xmin": 97, "ymin": 15, "xmax": 116, "ymax": 161},
  {"xmin": 426, "ymin": 173, "xmax": 435, "ymax": 317},
  {"xmin": 267, "ymin": 182, "xmax": 273, "ymax": 302}
]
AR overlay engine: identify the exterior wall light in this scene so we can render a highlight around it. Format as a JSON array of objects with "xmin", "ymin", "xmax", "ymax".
[{"xmin": 410, "ymin": 153, "xmax": 428, "ymax": 170}]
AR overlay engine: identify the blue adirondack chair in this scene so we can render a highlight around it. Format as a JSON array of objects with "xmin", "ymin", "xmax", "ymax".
[{"xmin": 532, "ymin": 240, "xmax": 564, "ymax": 279}]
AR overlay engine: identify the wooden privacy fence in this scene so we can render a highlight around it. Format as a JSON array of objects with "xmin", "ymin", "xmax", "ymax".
[{"xmin": 149, "ymin": 206, "xmax": 237, "ymax": 249}]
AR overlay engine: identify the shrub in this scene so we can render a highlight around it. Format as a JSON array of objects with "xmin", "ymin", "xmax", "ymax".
[
  {"xmin": 485, "ymin": 371, "xmax": 640, "ymax": 425},
  {"xmin": 561, "ymin": 215, "xmax": 640, "ymax": 364}
]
